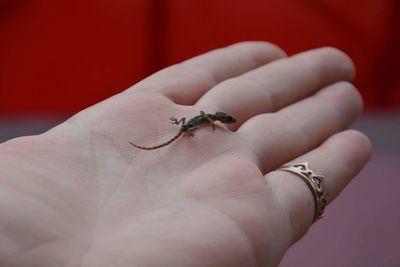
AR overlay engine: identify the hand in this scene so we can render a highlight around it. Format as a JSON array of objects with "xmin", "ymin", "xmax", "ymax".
[{"xmin": 0, "ymin": 42, "xmax": 372, "ymax": 267}]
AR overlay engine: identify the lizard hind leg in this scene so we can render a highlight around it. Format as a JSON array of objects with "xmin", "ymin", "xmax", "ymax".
[{"xmin": 185, "ymin": 128, "xmax": 196, "ymax": 137}]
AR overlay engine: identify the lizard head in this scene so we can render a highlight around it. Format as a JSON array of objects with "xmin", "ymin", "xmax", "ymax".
[{"xmin": 215, "ymin": 112, "xmax": 237, "ymax": 124}]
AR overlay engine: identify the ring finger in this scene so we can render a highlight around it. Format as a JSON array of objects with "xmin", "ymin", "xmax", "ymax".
[{"xmin": 264, "ymin": 130, "xmax": 372, "ymax": 244}]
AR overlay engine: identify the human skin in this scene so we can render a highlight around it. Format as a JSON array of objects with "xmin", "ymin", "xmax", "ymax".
[{"xmin": 0, "ymin": 42, "xmax": 372, "ymax": 267}]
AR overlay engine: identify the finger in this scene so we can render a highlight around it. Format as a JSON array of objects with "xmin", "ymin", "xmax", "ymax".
[
  {"xmin": 196, "ymin": 47, "xmax": 355, "ymax": 130},
  {"xmin": 264, "ymin": 130, "xmax": 372, "ymax": 243},
  {"xmin": 238, "ymin": 81, "xmax": 363, "ymax": 172},
  {"xmin": 129, "ymin": 42, "xmax": 286, "ymax": 104}
]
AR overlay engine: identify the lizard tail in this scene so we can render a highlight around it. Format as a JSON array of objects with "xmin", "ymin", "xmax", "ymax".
[{"xmin": 130, "ymin": 130, "xmax": 184, "ymax": 150}]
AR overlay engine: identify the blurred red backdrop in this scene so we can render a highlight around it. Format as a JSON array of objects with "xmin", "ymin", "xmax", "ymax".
[{"xmin": 1, "ymin": 0, "xmax": 399, "ymax": 115}]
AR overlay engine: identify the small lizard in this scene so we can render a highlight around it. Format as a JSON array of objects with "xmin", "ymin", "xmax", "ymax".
[{"xmin": 129, "ymin": 111, "xmax": 237, "ymax": 150}]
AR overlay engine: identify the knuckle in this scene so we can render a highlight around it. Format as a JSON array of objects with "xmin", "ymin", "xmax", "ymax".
[
  {"xmin": 314, "ymin": 47, "xmax": 356, "ymax": 81},
  {"xmin": 339, "ymin": 130, "xmax": 373, "ymax": 154},
  {"xmin": 319, "ymin": 81, "xmax": 364, "ymax": 116},
  {"xmin": 274, "ymin": 112, "xmax": 312, "ymax": 151},
  {"xmin": 318, "ymin": 47, "xmax": 354, "ymax": 66},
  {"xmin": 225, "ymin": 74, "xmax": 278, "ymax": 111},
  {"xmin": 328, "ymin": 81, "xmax": 358, "ymax": 98},
  {"xmin": 231, "ymin": 41, "xmax": 287, "ymax": 62},
  {"xmin": 326, "ymin": 130, "xmax": 373, "ymax": 172}
]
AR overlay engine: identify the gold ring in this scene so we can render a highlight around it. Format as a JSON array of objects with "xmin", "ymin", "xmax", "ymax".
[{"xmin": 278, "ymin": 162, "xmax": 328, "ymax": 222}]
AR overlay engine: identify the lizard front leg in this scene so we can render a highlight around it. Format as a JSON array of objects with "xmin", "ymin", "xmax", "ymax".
[
  {"xmin": 200, "ymin": 111, "xmax": 216, "ymax": 130},
  {"xmin": 169, "ymin": 116, "xmax": 186, "ymax": 126}
]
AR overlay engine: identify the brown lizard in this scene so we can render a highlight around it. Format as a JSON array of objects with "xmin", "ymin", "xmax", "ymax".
[{"xmin": 129, "ymin": 111, "xmax": 237, "ymax": 150}]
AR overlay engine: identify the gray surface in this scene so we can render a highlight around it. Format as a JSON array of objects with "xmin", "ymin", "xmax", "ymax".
[
  {"xmin": 0, "ymin": 117, "xmax": 63, "ymax": 143},
  {"xmin": 0, "ymin": 113, "xmax": 399, "ymax": 266},
  {"xmin": 352, "ymin": 112, "xmax": 400, "ymax": 154}
]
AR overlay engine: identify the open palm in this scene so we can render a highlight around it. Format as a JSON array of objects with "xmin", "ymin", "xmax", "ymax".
[{"xmin": 0, "ymin": 42, "xmax": 371, "ymax": 267}]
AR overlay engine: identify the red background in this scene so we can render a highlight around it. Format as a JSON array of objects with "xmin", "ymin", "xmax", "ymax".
[{"xmin": 1, "ymin": 0, "xmax": 399, "ymax": 115}]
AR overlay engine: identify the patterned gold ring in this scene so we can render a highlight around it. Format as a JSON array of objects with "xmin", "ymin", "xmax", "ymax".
[{"xmin": 278, "ymin": 162, "xmax": 328, "ymax": 222}]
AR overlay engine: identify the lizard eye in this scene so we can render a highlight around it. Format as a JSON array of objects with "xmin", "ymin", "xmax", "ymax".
[{"xmin": 225, "ymin": 116, "xmax": 237, "ymax": 123}]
